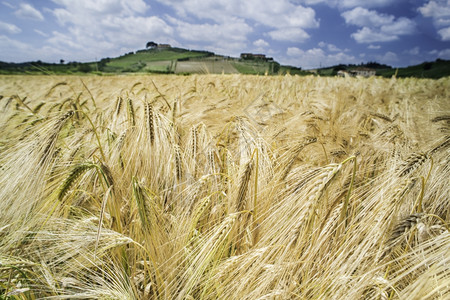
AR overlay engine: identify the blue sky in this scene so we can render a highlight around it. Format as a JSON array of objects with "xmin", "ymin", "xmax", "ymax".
[{"xmin": 1, "ymin": 0, "xmax": 449, "ymax": 69}]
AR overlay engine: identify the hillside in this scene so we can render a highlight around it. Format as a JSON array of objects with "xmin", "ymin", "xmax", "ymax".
[
  {"xmin": 314, "ymin": 59, "xmax": 450, "ymax": 79},
  {"xmin": 0, "ymin": 46, "xmax": 307, "ymax": 76},
  {"xmin": 1, "ymin": 46, "xmax": 448, "ymax": 78}
]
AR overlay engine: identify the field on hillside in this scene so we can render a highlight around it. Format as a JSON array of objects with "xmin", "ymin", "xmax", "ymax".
[
  {"xmin": 175, "ymin": 60, "xmax": 239, "ymax": 74},
  {"xmin": 0, "ymin": 74, "xmax": 449, "ymax": 299}
]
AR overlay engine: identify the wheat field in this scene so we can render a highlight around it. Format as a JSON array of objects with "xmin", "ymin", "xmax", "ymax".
[{"xmin": 0, "ymin": 74, "xmax": 449, "ymax": 299}]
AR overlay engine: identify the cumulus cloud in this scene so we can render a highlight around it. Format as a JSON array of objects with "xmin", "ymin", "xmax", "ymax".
[
  {"xmin": 318, "ymin": 41, "xmax": 341, "ymax": 52},
  {"xmin": 287, "ymin": 47, "xmax": 304, "ymax": 56},
  {"xmin": 0, "ymin": 35, "xmax": 30, "ymax": 62},
  {"xmin": 436, "ymin": 48, "xmax": 450, "ymax": 58},
  {"xmin": 380, "ymin": 18, "xmax": 415, "ymax": 35},
  {"xmin": 164, "ymin": 16, "xmax": 251, "ymax": 55},
  {"xmin": 0, "ymin": 20, "xmax": 21, "ymax": 34},
  {"xmin": 34, "ymin": 29, "xmax": 49, "ymax": 37},
  {"xmin": 157, "ymin": 0, "xmax": 318, "ymax": 29},
  {"xmin": 351, "ymin": 27, "xmax": 397, "ymax": 43},
  {"xmin": 296, "ymin": 0, "xmax": 326, "ymax": 4},
  {"xmin": 294, "ymin": 0, "xmax": 399, "ymax": 9},
  {"xmin": 337, "ymin": 0, "xmax": 397, "ymax": 8},
  {"xmin": 157, "ymin": 0, "xmax": 318, "ymax": 44},
  {"xmin": 2, "ymin": 1, "xmax": 14, "ymax": 9},
  {"xmin": 52, "ymin": 0, "xmax": 148, "ymax": 19},
  {"xmin": 14, "ymin": 3, "xmax": 44, "ymax": 21},
  {"xmin": 343, "ymin": 7, "xmax": 415, "ymax": 43},
  {"xmin": 418, "ymin": 1, "xmax": 450, "ymax": 40},
  {"xmin": 285, "ymin": 46, "xmax": 357, "ymax": 69},
  {"xmin": 45, "ymin": 0, "xmax": 175, "ymax": 61},
  {"xmin": 418, "ymin": 0, "xmax": 450, "ymax": 41},
  {"xmin": 342, "ymin": 7, "xmax": 394, "ymax": 27},
  {"xmin": 418, "ymin": 0, "xmax": 450, "ymax": 20},
  {"xmin": 438, "ymin": 26, "xmax": 450, "ymax": 40},
  {"xmin": 168, "ymin": 17, "xmax": 251, "ymax": 43},
  {"xmin": 368, "ymin": 44, "xmax": 381, "ymax": 49},
  {"xmin": 376, "ymin": 51, "xmax": 398, "ymax": 64},
  {"xmin": 253, "ymin": 39, "xmax": 269, "ymax": 48},
  {"xmin": 405, "ymin": 46, "xmax": 420, "ymax": 55},
  {"xmin": 268, "ymin": 27, "xmax": 310, "ymax": 41},
  {"xmin": 0, "ymin": 35, "xmax": 68, "ymax": 62}
]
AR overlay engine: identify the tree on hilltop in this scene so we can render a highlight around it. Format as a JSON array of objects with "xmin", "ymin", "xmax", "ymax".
[{"xmin": 146, "ymin": 41, "xmax": 157, "ymax": 48}]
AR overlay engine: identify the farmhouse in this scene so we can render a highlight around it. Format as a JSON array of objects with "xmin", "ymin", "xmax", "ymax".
[
  {"xmin": 145, "ymin": 42, "xmax": 172, "ymax": 50},
  {"xmin": 349, "ymin": 67, "xmax": 376, "ymax": 77},
  {"xmin": 157, "ymin": 44, "xmax": 171, "ymax": 49},
  {"xmin": 337, "ymin": 68, "xmax": 376, "ymax": 77},
  {"xmin": 240, "ymin": 53, "xmax": 272, "ymax": 61}
]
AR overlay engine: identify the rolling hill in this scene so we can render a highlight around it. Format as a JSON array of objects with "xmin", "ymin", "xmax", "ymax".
[{"xmin": 0, "ymin": 46, "xmax": 448, "ymax": 78}]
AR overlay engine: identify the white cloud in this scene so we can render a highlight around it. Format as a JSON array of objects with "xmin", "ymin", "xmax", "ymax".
[
  {"xmin": 337, "ymin": 0, "xmax": 397, "ymax": 8},
  {"xmin": 287, "ymin": 47, "xmax": 304, "ymax": 56},
  {"xmin": 34, "ymin": 29, "xmax": 49, "ymax": 37},
  {"xmin": 0, "ymin": 35, "xmax": 67, "ymax": 62},
  {"xmin": 380, "ymin": 17, "xmax": 415, "ymax": 35},
  {"xmin": 169, "ymin": 17, "xmax": 251, "ymax": 42},
  {"xmin": 44, "ymin": 0, "xmax": 175, "ymax": 61},
  {"xmin": 418, "ymin": 0, "xmax": 450, "ymax": 19},
  {"xmin": 368, "ymin": 44, "xmax": 381, "ymax": 49},
  {"xmin": 2, "ymin": 1, "xmax": 14, "ymax": 9},
  {"xmin": 14, "ymin": 3, "xmax": 44, "ymax": 21},
  {"xmin": 342, "ymin": 7, "xmax": 393, "ymax": 27},
  {"xmin": 419, "ymin": 1, "xmax": 450, "ymax": 40},
  {"xmin": 157, "ymin": 0, "xmax": 318, "ymax": 47},
  {"xmin": 327, "ymin": 44, "xmax": 341, "ymax": 52},
  {"xmin": 438, "ymin": 26, "xmax": 450, "ymax": 40},
  {"xmin": 317, "ymin": 41, "xmax": 341, "ymax": 52},
  {"xmin": 203, "ymin": 41, "xmax": 248, "ymax": 56},
  {"xmin": 157, "ymin": 0, "xmax": 318, "ymax": 29},
  {"xmin": 52, "ymin": 0, "xmax": 148, "ymax": 19},
  {"xmin": 403, "ymin": 46, "xmax": 420, "ymax": 55},
  {"xmin": 376, "ymin": 51, "xmax": 399, "ymax": 64},
  {"xmin": 0, "ymin": 35, "xmax": 30, "ymax": 62},
  {"xmin": 253, "ymin": 39, "xmax": 269, "ymax": 48},
  {"xmin": 343, "ymin": 8, "xmax": 415, "ymax": 43},
  {"xmin": 351, "ymin": 27, "xmax": 397, "ymax": 43},
  {"xmin": 295, "ymin": 0, "xmax": 399, "ymax": 9},
  {"xmin": 285, "ymin": 46, "xmax": 357, "ymax": 69},
  {"xmin": 0, "ymin": 20, "xmax": 21, "ymax": 34},
  {"xmin": 296, "ymin": 0, "xmax": 326, "ymax": 4},
  {"xmin": 268, "ymin": 27, "xmax": 310, "ymax": 41},
  {"xmin": 437, "ymin": 48, "xmax": 450, "ymax": 58}
]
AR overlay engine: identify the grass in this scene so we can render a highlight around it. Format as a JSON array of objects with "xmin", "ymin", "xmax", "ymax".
[
  {"xmin": 106, "ymin": 49, "xmax": 210, "ymax": 68},
  {"xmin": 376, "ymin": 59, "xmax": 450, "ymax": 78},
  {"xmin": 0, "ymin": 74, "xmax": 449, "ymax": 299},
  {"xmin": 232, "ymin": 61, "xmax": 274, "ymax": 75}
]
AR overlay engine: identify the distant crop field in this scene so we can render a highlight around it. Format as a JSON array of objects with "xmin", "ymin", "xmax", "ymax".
[
  {"xmin": 175, "ymin": 60, "xmax": 239, "ymax": 74},
  {"xmin": 0, "ymin": 74, "xmax": 449, "ymax": 299}
]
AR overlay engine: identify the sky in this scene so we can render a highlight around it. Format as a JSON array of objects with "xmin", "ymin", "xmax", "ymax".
[{"xmin": 1, "ymin": 0, "xmax": 450, "ymax": 69}]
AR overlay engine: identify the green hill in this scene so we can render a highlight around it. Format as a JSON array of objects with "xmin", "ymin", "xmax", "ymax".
[
  {"xmin": 1, "ymin": 46, "xmax": 448, "ymax": 78},
  {"xmin": 0, "ymin": 46, "xmax": 306, "ymax": 76},
  {"xmin": 313, "ymin": 59, "xmax": 450, "ymax": 79},
  {"xmin": 376, "ymin": 59, "xmax": 450, "ymax": 79}
]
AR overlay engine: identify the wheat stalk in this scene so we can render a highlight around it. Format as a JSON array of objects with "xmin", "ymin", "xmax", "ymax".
[
  {"xmin": 127, "ymin": 97, "xmax": 135, "ymax": 127},
  {"xmin": 280, "ymin": 137, "xmax": 317, "ymax": 181},
  {"xmin": 40, "ymin": 111, "xmax": 74, "ymax": 165},
  {"xmin": 58, "ymin": 162, "xmax": 97, "ymax": 201},
  {"xmin": 235, "ymin": 160, "xmax": 254, "ymax": 213},
  {"xmin": 174, "ymin": 144, "xmax": 183, "ymax": 181},
  {"xmin": 145, "ymin": 102, "xmax": 155, "ymax": 145}
]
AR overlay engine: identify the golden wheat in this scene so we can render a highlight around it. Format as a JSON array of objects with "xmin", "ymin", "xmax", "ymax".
[{"xmin": 0, "ymin": 74, "xmax": 448, "ymax": 299}]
